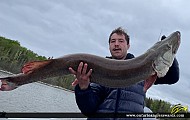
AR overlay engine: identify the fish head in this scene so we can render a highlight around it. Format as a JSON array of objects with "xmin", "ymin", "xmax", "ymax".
[
  {"xmin": 160, "ymin": 31, "xmax": 181, "ymax": 55},
  {"xmin": 151, "ymin": 31, "xmax": 181, "ymax": 77}
]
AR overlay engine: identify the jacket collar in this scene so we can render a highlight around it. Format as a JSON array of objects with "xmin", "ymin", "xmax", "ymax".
[{"xmin": 106, "ymin": 53, "xmax": 134, "ymax": 60}]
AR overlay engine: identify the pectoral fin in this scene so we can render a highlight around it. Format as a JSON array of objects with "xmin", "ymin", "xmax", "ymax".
[{"xmin": 144, "ymin": 73, "xmax": 157, "ymax": 92}]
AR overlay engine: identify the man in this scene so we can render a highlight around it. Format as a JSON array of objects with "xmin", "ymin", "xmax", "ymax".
[{"xmin": 69, "ymin": 27, "xmax": 179, "ymax": 120}]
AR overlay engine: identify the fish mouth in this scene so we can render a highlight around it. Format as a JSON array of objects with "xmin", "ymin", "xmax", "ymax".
[
  {"xmin": 175, "ymin": 32, "xmax": 181, "ymax": 53},
  {"xmin": 172, "ymin": 32, "xmax": 181, "ymax": 54},
  {"xmin": 164, "ymin": 31, "xmax": 180, "ymax": 54}
]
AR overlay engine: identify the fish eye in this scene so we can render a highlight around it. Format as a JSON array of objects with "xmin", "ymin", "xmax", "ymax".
[{"xmin": 166, "ymin": 44, "xmax": 171, "ymax": 50}]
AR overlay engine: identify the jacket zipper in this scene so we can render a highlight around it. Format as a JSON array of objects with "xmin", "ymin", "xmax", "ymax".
[{"xmin": 114, "ymin": 88, "xmax": 121, "ymax": 120}]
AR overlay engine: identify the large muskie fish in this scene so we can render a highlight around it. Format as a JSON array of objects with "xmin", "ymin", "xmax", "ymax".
[{"xmin": 0, "ymin": 31, "xmax": 181, "ymax": 91}]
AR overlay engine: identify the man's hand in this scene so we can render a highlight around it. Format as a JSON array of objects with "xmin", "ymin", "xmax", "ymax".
[
  {"xmin": 69, "ymin": 62, "xmax": 92, "ymax": 90},
  {"xmin": 0, "ymin": 80, "xmax": 17, "ymax": 91}
]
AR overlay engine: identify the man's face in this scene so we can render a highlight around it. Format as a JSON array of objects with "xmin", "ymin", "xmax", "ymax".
[{"xmin": 109, "ymin": 33, "xmax": 130, "ymax": 60}]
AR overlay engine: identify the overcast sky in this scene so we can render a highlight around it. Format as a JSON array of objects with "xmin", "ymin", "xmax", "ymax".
[{"xmin": 0, "ymin": 0, "xmax": 189, "ymax": 109}]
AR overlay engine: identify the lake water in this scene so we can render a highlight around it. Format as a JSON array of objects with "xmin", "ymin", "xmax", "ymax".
[
  {"xmin": 0, "ymin": 70, "xmax": 84, "ymax": 120},
  {"xmin": 0, "ymin": 70, "xmax": 156, "ymax": 120}
]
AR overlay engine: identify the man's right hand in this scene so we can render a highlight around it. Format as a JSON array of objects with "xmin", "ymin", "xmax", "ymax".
[
  {"xmin": 69, "ymin": 62, "xmax": 92, "ymax": 90},
  {"xmin": 0, "ymin": 80, "xmax": 17, "ymax": 91}
]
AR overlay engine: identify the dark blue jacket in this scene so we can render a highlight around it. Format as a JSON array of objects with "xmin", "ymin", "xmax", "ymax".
[{"xmin": 74, "ymin": 53, "xmax": 179, "ymax": 120}]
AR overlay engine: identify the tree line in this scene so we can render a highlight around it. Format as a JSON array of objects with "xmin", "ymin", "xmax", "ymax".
[
  {"xmin": 0, "ymin": 36, "xmax": 75, "ymax": 90},
  {"xmin": 0, "ymin": 36, "xmax": 189, "ymax": 120},
  {"xmin": 0, "ymin": 36, "xmax": 46, "ymax": 73}
]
